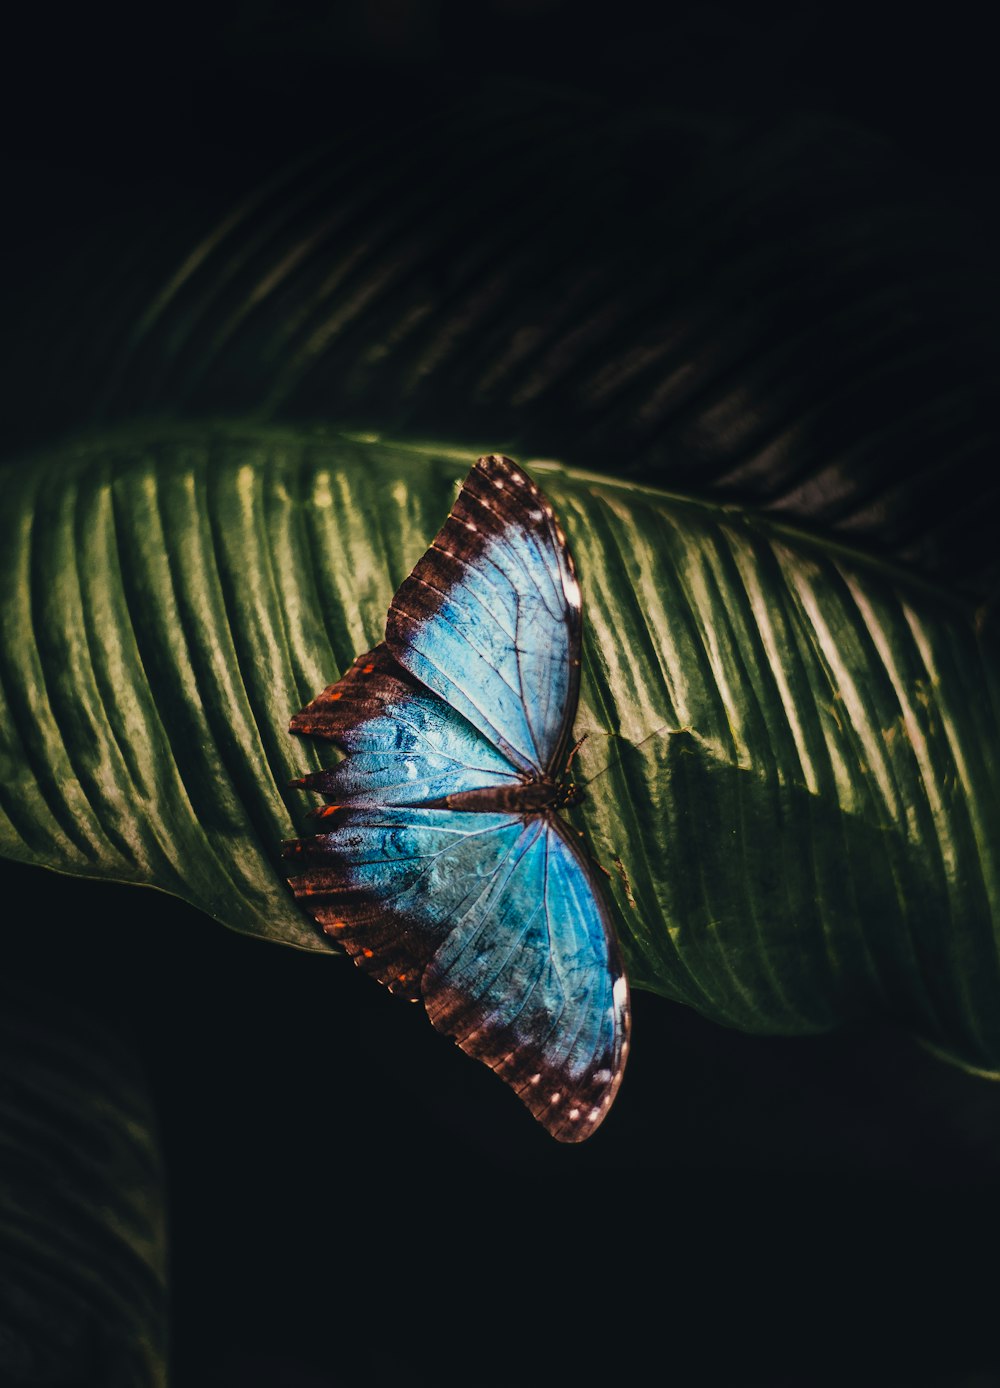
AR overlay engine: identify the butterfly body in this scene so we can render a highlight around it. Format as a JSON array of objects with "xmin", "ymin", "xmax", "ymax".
[
  {"xmin": 430, "ymin": 774, "xmax": 582, "ymax": 814},
  {"xmin": 285, "ymin": 455, "xmax": 630, "ymax": 1141}
]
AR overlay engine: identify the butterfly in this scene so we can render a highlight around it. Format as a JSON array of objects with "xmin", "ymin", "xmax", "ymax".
[{"xmin": 283, "ymin": 454, "xmax": 630, "ymax": 1141}]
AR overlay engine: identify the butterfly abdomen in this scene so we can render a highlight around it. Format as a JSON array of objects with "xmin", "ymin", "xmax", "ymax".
[
  {"xmin": 440, "ymin": 779, "xmax": 577, "ymax": 813},
  {"xmin": 285, "ymin": 454, "xmax": 629, "ymax": 1141}
]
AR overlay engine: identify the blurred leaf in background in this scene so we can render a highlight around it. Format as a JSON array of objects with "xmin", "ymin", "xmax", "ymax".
[{"xmin": 0, "ymin": 979, "xmax": 167, "ymax": 1387}]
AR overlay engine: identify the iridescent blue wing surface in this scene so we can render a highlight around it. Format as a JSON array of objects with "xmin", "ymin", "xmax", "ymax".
[
  {"xmin": 285, "ymin": 807, "xmax": 629, "ymax": 1142},
  {"xmin": 286, "ymin": 455, "xmax": 630, "ymax": 1141},
  {"xmin": 289, "ymin": 642, "xmax": 520, "ymax": 809},
  {"xmin": 386, "ymin": 454, "xmax": 582, "ymax": 776}
]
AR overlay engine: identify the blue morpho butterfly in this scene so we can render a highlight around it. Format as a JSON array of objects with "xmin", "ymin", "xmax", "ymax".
[{"xmin": 283, "ymin": 454, "xmax": 630, "ymax": 1141}]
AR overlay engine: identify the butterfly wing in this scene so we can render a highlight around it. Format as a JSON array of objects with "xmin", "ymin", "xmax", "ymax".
[
  {"xmin": 284, "ymin": 807, "xmax": 629, "ymax": 1141},
  {"xmin": 386, "ymin": 454, "xmax": 582, "ymax": 776},
  {"xmin": 290, "ymin": 643, "xmax": 521, "ymax": 808},
  {"xmin": 286, "ymin": 456, "xmax": 630, "ymax": 1139},
  {"xmin": 423, "ymin": 814, "xmax": 630, "ymax": 1143}
]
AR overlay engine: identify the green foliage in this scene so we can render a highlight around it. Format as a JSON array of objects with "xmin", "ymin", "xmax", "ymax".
[
  {"xmin": 0, "ymin": 979, "xmax": 167, "ymax": 1387},
  {"xmin": 3, "ymin": 424, "xmax": 998, "ymax": 1075}
]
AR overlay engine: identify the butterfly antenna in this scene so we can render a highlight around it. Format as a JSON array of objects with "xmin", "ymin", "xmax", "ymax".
[
  {"xmin": 563, "ymin": 733, "xmax": 589, "ymax": 774},
  {"xmin": 578, "ymin": 722, "xmax": 686, "ymax": 787}
]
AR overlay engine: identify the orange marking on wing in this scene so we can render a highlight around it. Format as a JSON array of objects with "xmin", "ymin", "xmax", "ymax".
[
  {"xmin": 330, "ymin": 691, "xmax": 342, "ymax": 700},
  {"xmin": 362, "ymin": 663, "xmax": 375, "ymax": 674},
  {"xmin": 316, "ymin": 805, "xmax": 340, "ymax": 818},
  {"xmin": 362, "ymin": 948, "xmax": 374, "ymax": 958}
]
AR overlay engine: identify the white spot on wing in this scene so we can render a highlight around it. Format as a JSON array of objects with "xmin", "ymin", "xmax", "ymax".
[{"xmin": 563, "ymin": 570, "xmax": 582, "ymax": 609}]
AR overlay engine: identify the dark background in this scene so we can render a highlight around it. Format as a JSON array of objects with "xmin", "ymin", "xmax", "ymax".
[{"xmin": 3, "ymin": 3, "xmax": 1000, "ymax": 1385}]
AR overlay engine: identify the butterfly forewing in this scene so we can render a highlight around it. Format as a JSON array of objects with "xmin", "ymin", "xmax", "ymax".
[
  {"xmin": 386, "ymin": 455, "xmax": 583, "ymax": 776},
  {"xmin": 422, "ymin": 815, "xmax": 630, "ymax": 1142},
  {"xmin": 286, "ymin": 807, "xmax": 629, "ymax": 1140},
  {"xmin": 286, "ymin": 455, "xmax": 630, "ymax": 1141}
]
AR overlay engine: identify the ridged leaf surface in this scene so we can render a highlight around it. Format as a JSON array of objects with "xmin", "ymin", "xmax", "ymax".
[{"xmin": 2, "ymin": 427, "xmax": 998, "ymax": 1073}]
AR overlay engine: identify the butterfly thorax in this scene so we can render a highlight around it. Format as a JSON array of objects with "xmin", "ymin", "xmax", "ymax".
[
  {"xmin": 441, "ymin": 777, "xmax": 583, "ymax": 813},
  {"xmin": 286, "ymin": 455, "xmax": 629, "ymax": 1144}
]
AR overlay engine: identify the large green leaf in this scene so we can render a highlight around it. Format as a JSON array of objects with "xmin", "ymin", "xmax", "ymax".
[{"xmin": 2, "ymin": 425, "xmax": 998, "ymax": 1075}]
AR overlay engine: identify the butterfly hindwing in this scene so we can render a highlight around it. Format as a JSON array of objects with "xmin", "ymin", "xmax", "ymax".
[
  {"xmin": 286, "ymin": 455, "xmax": 631, "ymax": 1141},
  {"xmin": 285, "ymin": 807, "xmax": 524, "ymax": 1001},
  {"xmin": 290, "ymin": 643, "xmax": 520, "ymax": 809},
  {"xmin": 386, "ymin": 454, "xmax": 583, "ymax": 776},
  {"xmin": 285, "ymin": 807, "xmax": 628, "ymax": 1140}
]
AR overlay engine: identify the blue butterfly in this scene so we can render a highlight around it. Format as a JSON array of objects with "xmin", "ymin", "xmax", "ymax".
[{"xmin": 284, "ymin": 454, "xmax": 630, "ymax": 1141}]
